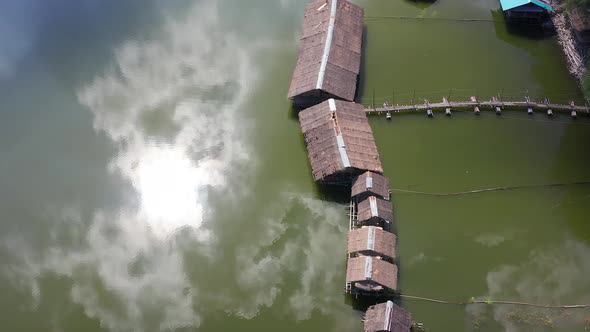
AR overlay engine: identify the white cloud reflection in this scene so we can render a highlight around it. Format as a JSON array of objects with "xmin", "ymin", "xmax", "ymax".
[
  {"xmin": 3, "ymin": 0, "xmax": 361, "ymax": 331},
  {"xmin": 12, "ymin": 0, "xmax": 256, "ymax": 329},
  {"xmin": 77, "ymin": 0, "xmax": 253, "ymax": 237},
  {"xmin": 469, "ymin": 240, "xmax": 590, "ymax": 331}
]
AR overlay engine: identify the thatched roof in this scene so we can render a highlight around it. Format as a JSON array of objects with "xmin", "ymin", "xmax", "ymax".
[
  {"xmin": 288, "ymin": 0, "xmax": 364, "ymax": 104},
  {"xmin": 351, "ymin": 171, "xmax": 390, "ymax": 200},
  {"xmin": 364, "ymin": 301, "xmax": 413, "ymax": 332},
  {"xmin": 299, "ymin": 99, "xmax": 383, "ymax": 182},
  {"xmin": 346, "ymin": 256, "xmax": 398, "ymax": 292},
  {"xmin": 348, "ymin": 226, "xmax": 396, "ymax": 261},
  {"xmin": 357, "ymin": 196, "xmax": 393, "ymax": 224}
]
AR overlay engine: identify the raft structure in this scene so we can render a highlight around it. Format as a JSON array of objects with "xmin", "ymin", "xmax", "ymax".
[
  {"xmin": 363, "ymin": 301, "xmax": 418, "ymax": 332},
  {"xmin": 287, "ymin": 0, "xmax": 420, "ymax": 330},
  {"xmin": 299, "ymin": 99, "xmax": 383, "ymax": 184},
  {"xmin": 288, "ymin": 0, "xmax": 364, "ymax": 109}
]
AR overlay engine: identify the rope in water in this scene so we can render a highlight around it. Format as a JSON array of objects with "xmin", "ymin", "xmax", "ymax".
[
  {"xmin": 399, "ymin": 294, "xmax": 590, "ymax": 309},
  {"xmin": 390, "ymin": 181, "xmax": 590, "ymax": 196},
  {"xmin": 364, "ymin": 16, "xmax": 501, "ymax": 23}
]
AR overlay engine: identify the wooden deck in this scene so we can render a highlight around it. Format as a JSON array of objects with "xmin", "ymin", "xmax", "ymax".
[{"xmin": 366, "ymin": 97, "xmax": 590, "ymax": 115}]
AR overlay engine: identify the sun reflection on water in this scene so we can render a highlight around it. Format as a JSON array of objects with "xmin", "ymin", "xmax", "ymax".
[{"xmin": 133, "ymin": 147, "xmax": 205, "ymax": 234}]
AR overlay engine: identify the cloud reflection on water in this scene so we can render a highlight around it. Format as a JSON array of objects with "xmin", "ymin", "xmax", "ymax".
[
  {"xmin": 469, "ymin": 240, "xmax": 590, "ymax": 331},
  {"xmin": 3, "ymin": 0, "xmax": 359, "ymax": 331}
]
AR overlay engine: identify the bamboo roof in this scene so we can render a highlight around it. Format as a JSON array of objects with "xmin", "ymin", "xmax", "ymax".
[
  {"xmin": 364, "ymin": 301, "xmax": 412, "ymax": 332},
  {"xmin": 346, "ymin": 256, "xmax": 398, "ymax": 291},
  {"xmin": 348, "ymin": 226, "xmax": 396, "ymax": 260},
  {"xmin": 288, "ymin": 0, "xmax": 364, "ymax": 102},
  {"xmin": 351, "ymin": 171, "xmax": 390, "ymax": 200},
  {"xmin": 299, "ymin": 99, "xmax": 383, "ymax": 182},
  {"xmin": 357, "ymin": 196, "xmax": 393, "ymax": 224}
]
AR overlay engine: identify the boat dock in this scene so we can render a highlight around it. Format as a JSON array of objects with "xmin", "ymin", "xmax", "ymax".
[{"xmin": 367, "ymin": 97, "xmax": 589, "ymax": 115}]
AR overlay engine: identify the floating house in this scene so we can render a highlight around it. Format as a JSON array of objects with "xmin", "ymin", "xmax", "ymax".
[
  {"xmin": 364, "ymin": 301, "xmax": 413, "ymax": 332},
  {"xmin": 288, "ymin": 0, "xmax": 364, "ymax": 109},
  {"xmin": 499, "ymin": 0, "xmax": 553, "ymax": 23},
  {"xmin": 351, "ymin": 171, "xmax": 390, "ymax": 201},
  {"xmin": 348, "ymin": 226, "xmax": 397, "ymax": 262},
  {"xmin": 346, "ymin": 256, "xmax": 398, "ymax": 295},
  {"xmin": 299, "ymin": 99, "xmax": 383, "ymax": 183},
  {"xmin": 357, "ymin": 196, "xmax": 394, "ymax": 226}
]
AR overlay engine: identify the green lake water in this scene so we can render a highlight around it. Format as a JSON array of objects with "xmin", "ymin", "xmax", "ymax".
[{"xmin": 0, "ymin": 0, "xmax": 589, "ymax": 331}]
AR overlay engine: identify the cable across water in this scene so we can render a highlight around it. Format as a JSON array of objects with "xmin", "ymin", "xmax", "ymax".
[
  {"xmin": 391, "ymin": 181, "xmax": 590, "ymax": 196},
  {"xmin": 398, "ymin": 294, "xmax": 590, "ymax": 309}
]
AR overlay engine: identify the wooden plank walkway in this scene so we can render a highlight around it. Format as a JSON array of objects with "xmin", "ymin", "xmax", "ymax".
[{"xmin": 366, "ymin": 97, "xmax": 590, "ymax": 114}]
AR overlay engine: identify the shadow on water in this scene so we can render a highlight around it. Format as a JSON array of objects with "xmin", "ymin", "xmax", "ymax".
[
  {"xmin": 403, "ymin": 0, "xmax": 437, "ymax": 10},
  {"xmin": 315, "ymin": 183, "xmax": 352, "ymax": 204},
  {"xmin": 490, "ymin": 8, "xmax": 584, "ymax": 102},
  {"xmin": 344, "ymin": 293, "xmax": 404, "ymax": 312},
  {"xmin": 288, "ymin": 102, "xmax": 300, "ymax": 120},
  {"xmin": 491, "ymin": 9, "xmax": 551, "ymax": 42}
]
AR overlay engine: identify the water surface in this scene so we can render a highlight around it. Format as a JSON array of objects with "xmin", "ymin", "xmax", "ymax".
[{"xmin": 0, "ymin": 0, "xmax": 589, "ymax": 331}]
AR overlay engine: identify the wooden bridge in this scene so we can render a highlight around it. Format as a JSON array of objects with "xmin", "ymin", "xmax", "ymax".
[{"xmin": 366, "ymin": 97, "xmax": 590, "ymax": 117}]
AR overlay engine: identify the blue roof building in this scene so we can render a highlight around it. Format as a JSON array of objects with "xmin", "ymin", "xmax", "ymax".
[
  {"xmin": 499, "ymin": 0, "xmax": 553, "ymax": 24},
  {"xmin": 500, "ymin": 0, "xmax": 553, "ymax": 12}
]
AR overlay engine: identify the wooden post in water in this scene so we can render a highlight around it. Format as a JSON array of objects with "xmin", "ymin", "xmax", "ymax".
[
  {"xmin": 524, "ymin": 89, "xmax": 533, "ymax": 115},
  {"xmin": 443, "ymin": 97, "xmax": 451, "ymax": 116},
  {"xmin": 425, "ymin": 99, "xmax": 433, "ymax": 117},
  {"xmin": 471, "ymin": 96, "xmax": 480, "ymax": 115},
  {"xmin": 570, "ymin": 101, "xmax": 577, "ymax": 118},
  {"xmin": 543, "ymin": 98, "xmax": 551, "ymax": 116}
]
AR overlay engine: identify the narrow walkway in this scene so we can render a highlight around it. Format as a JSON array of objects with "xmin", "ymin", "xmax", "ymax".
[{"xmin": 367, "ymin": 97, "xmax": 589, "ymax": 114}]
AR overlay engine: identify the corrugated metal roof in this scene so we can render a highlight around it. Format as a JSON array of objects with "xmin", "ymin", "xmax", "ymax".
[
  {"xmin": 288, "ymin": 0, "xmax": 364, "ymax": 102},
  {"xmin": 367, "ymin": 226, "xmax": 376, "ymax": 251},
  {"xmin": 298, "ymin": 100, "xmax": 383, "ymax": 182},
  {"xmin": 364, "ymin": 256, "xmax": 373, "ymax": 279},
  {"xmin": 316, "ymin": 0, "xmax": 338, "ymax": 89},
  {"xmin": 369, "ymin": 196, "xmax": 378, "ymax": 217},
  {"xmin": 364, "ymin": 301, "xmax": 412, "ymax": 332},
  {"xmin": 500, "ymin": 0, "xmax": 553, "ymax": 12},
  {"xmin": 336, "ymin": 134, "xmax": 351, "ymax": 167},
  {"xmin": 384, "ymin": 301, "xmax": 394, "ymax": 331},
  {"xmin": 365, "ymin": 172, "xmax": 373, "ymax": 190},
  {"xmin": 351, "ymin": 171, "xmax": 390, "ymax": 200}
]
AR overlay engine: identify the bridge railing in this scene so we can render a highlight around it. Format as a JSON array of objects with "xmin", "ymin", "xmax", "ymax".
[{"xmin": 356, "ymin": 88, "xmax": 587, "ymax": 109}]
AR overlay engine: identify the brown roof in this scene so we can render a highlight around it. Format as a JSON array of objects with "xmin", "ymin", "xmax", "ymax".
[
  {"xmin": 346, "ymin": 256, "xmax": 398, "ymax": 291},
  {"xmin": 299, "ymin": 99, "xmax": 383, "ymax": 182},
  {"xmin": 357, "ymin": 196, "xmax": 393, "ymax": 224},
  {"xmin": 351, "ymin": 171, "xmax": 390, "ymax": 200},
  {"xmin": 364, "ymin": 301, "xmax": 412, "ymax": 332},
  {"xmin": 288, "ymin": 0, "xmax": 364, "ymax": 102},
  {"xmin": 348, "ymin": 226, "xmax": 396, "ymax": 260}
]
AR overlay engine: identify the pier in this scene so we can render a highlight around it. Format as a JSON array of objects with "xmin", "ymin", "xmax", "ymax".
[{"xmin": 366, "ymin": 97, "xmax": 589, "ymax": 115}]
